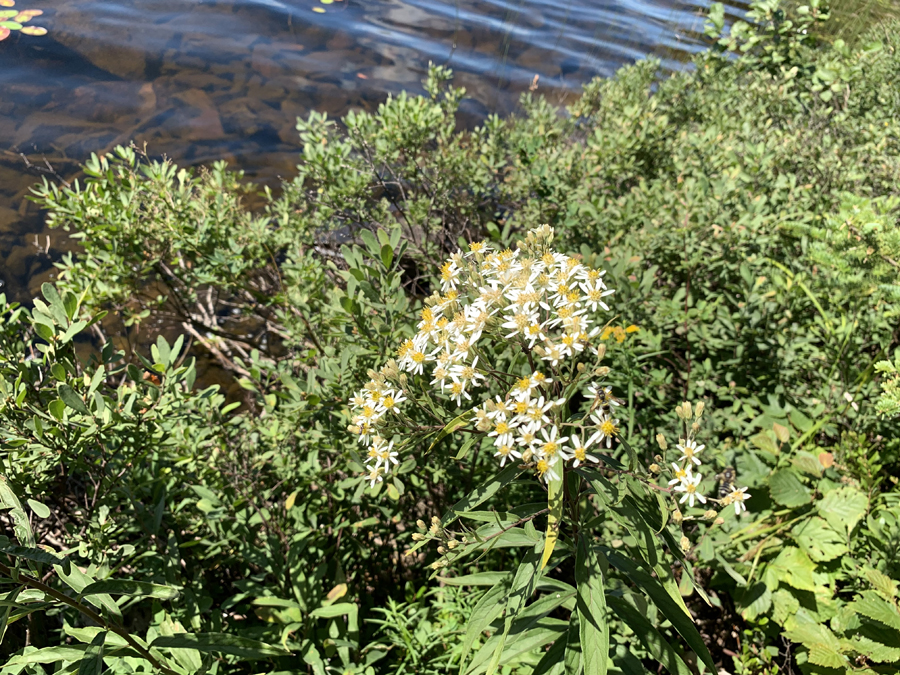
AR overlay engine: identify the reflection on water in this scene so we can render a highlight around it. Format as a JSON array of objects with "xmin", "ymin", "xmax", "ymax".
[{"xmin": 0, "ymin": 0, "xmax": 747, "ymax": 301}]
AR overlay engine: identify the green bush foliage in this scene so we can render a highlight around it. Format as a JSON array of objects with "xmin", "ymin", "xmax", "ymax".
[{"xmin": 2, "ymin": 1, "xmax": 900, "ymax": 672}]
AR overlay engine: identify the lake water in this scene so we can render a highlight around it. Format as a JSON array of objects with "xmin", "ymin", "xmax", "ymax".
[{"xmin": 0, "ymin": 0, "xmax": 749, "ymax": 302}]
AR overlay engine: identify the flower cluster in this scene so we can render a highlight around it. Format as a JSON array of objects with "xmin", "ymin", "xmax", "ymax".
[
  {"xmin": 660, "ymin": 402, "xmax": 750, "ymax": 515},
  {"xmin": 347, "ymin": 225, "xmax": 622, "ymax": 487}
]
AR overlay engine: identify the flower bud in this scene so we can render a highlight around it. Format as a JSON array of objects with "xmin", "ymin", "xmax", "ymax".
[
  {"xmin": 348, "ymin": 425, "xmax": 360, "ymax": 434},
  {"xmin": 399, "ymin": 373, "xmax": 408, "ymax": 386},
  {"xmin": 649, "ymin": 464, "xmax": 660, "ymax": 474},
  {"xmin": 595, "ymin": 344, "xmax": 607, "ymax": 360},
  {"xmin": 432, "ymin": 516, "xmax": 441, "ymax": 526},
  {"xmin": 680, "ymin": 536, "xmax": 691, "ymax": 552},
  {"xmin": 595, "ymin": 366, "xmax": 610, "ymax": 377},
  {"xmin": 416, "ymin": 519, "xmax": 426, "ymax": 530},
  {"xmin": 577, "ymin": 362, "xmax": 586, "ymax": 373},
  {"xmin": 714, "ymin": 517, "xmax": 725, "ymax": 526},
  {"xmin": 521, "ymin": 449, "xmax": 533, "ymax": 463},
  {"xmin": 430, "ymin": 560, "xmax": 446, "ymax": 570},
  {"xmin": 672, "ymin": 509, "xmax": 683, "ymax": 524},
  {"xmin": 703, "ymin": 510, "xmax": 717, "ymax": 520},
  {"xmin": 447, "ymin": 540, "xmax": 459, "ymax": 549},
  {"xmin": 437, "ymin": 546, "xmax": 446, "ymax": 554},
  {"xmin": 695, "ymin": 402, "xmax": 705, "ymax": 418},
  {"xmin": 533, "ymin": 345, "xmax": 546, "ymax": 357},
  {"xmin": 412, "ymin": 533, "xmax": 425, "ymax": 541},
  {"xmin": 691, "ymin": 422, "xmax": 700, "ymax": 433},
  {"xmin": 656, "ymin": 433, "xmax": 667, "ymax": 450}
]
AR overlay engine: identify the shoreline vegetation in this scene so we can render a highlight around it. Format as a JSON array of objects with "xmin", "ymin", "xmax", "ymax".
[{"xmin": 1, "ymin": 1, "xmax": 900, "ymax": 673}]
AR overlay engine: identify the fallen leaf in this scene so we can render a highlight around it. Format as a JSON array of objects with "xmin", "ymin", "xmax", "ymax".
[{"xmin": 818, "ymin": 452, "xmax": 834, "ymax": 469}]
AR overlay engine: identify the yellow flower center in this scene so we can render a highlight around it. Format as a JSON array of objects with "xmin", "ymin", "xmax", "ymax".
[
  {"xmin": 543, "ymin": 442, "xmax": 558, "ymax": 456},
  {"xmin": 600, "ymin": 421, "xmax": 617, "ymax": 436},
  {"xmin": 574, "ymin": 448, "xmax": 586, "ymax": 461}
]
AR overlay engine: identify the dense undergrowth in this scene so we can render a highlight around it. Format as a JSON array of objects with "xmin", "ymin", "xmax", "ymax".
[{"xmin": 1, "ymin": 1, "xmax": 900, "ymax": 673}]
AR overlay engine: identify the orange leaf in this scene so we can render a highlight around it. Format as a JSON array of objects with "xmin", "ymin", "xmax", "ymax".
[
  {"xmin": 0, "ymin": 26, "xmax": 9, "ymax": 40},
  {"xmin": 818, "ymin": 452, "xmax": 834, "ymax": 469},
  {"xmin": 0, "ymin": 0, "xmax": 15, "ymax": 7}
]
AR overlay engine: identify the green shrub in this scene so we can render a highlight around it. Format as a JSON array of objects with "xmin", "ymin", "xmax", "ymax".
[{"xmin": 3, "ymin": 0, "xmax": 900, "ymax": 672}]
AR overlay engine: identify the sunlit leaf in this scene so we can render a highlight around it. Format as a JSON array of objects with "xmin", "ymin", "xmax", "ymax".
[
  {"xmin": 0, "ymin": 20, "xmax": 22, "ymax": 28},
  {"xmin": 19, "ymin": 25, "xmax": 46, "ymax": 35},
  {"xmin": 312, "ymin": 6, "xmax": 325, "ymax": 11},
  {"xmin": 0, "ymin": 0, "xmax": 15, "ymax": 7}
]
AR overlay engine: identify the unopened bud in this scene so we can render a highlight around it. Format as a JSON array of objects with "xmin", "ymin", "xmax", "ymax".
[
  {"xmin": 447, "ymin": 540, "xmax": 459, "ymax": 549},
  {"xmin": 649, "ymin": 463, "xmax": 660, "ymax": 474},
  {"xmin": 695, "ymin": 402, "xmax": 704, "ymax": 418},
  {"xmin": 348, "ymin": 425, "xmax": 360, "ymax": 434},
  {"xmin": 680, "ymin": 536, "xmax": 690, "ymax": 552},
  {"xmin": 703, "ymin": 510, "xmax": 717, "ymax": 520},
  {"xmin": 399, "ymin": 373, "xmax": 408, "ymax": 386},
  {"xmin": 672, "ymin": 509, "xmax": 683, "ymax": 524},
  {"xmin": 595, "ymin": 366, "xmax": 610, "ymax": 377},
  {"xmin": 412, "ymin": 533, "xmax": 425, "ymax": 541},
  {"xmin": 577, "ymin": 362, "xmax": 586, "ymax": 373},
  {"xmin": 430, "ymin": 560, "xmax": 446, "ymax": 570},
  {"xmin": 416, "ymin": 519, "xmax": 426, "ymax": 530},
  {"xmin": 656, "ymin": 434, "xmax": 667, "ymax": 450},
  {"xmin": 595, "ymin": 344, "xmax": 607, "ymax": 360},
  {"xmin": 533, "ymin": 345, "xmax": 546, "ymax": 356},
  {"xmin": 654, "ymin": 454, "xmax": 663, "ymax": 463},
  {"xmin": 683, "ymin": 402, "xmax": 692, "ymax": 419},
  {"xmin": 714, "ymin": 517, "xmax": 725, "ymax": 526},
  {"xmin": 431, "ymin": 516, "xmax": 441, "ymax": 526},
  {"xmin": 691, "ymin": 422, "xmax": 700, "ymax": 433},
  {"xmin": 437, "ymin": 546, "xmax": 446, "ymax": 554},
  {"xmin": 521, "ymin": 449, "xmax": 533, "ymax": 463}
]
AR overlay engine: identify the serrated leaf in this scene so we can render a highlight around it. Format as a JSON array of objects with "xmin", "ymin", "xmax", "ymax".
[
  {"xmin": 817, "ymin": 487, "xmax": 868, "ymax": 535},
  {"xmin": 850, "ymin": 591, "xmax": 900, "ymax": 631},
  {"xmin": 792, "ymin": 517, "xmax": 848, "ymax": 562},
  {"xmin": 769, "ymin": 470, "xmax": 810, "ymax": 507},
  {"xmin": 844, "ymin": 635, "xmax": 900, "ymax": 663},
  {"xmin": 863, "ymin": 568, "xmax": 897, "ymax": 600},
  {"xmin": 768, "ymin": 547, "xmax": 816, "ymax": 591}
]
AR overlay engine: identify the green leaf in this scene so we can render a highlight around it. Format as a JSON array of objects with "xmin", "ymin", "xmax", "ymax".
[
  {"xmin": 81, "ymin": 580, "xmax": 181, "ymax": 601},
  {"xmin": 380, "ymin": 243, "xmax": 394, "ymax": 269},
  {"xmin": 427, "ymin": 410, "xmax": 474, "ymax": 454},
  {"xmin": 0, "ymin": 586, "xmax": 22, "ymax": 645},
  {"xmin": 444, "ymin": 463, "xmax": 523, "ymax": 527},
  {"xmin": 6, "ymin": 645, "xmax": 89, "ymax": 666},
  {"xmin": 78, "ymin": 630, "xmax": 106, "ymax": 675},
  {"xmin": 0, "ymin": 476, "xmax": 34, "ymax": 548},
  {"xmin": 768, "ymin": 469, "xmax": 810, "ymax": 507},
  {"xmin": 480, "ymin": 544, "xmax": 542, "ymax": 675},
  {"xmin": 863, "ymin": 568, "xmax": 898, "ymax": 600},
  {"xmin": 576, "ymin": 535, "xmax": 608, "ymax": 675},
  {"xmin": 792, "ymin": 517, "xmax": 847, "ymax": 562},
  {"xmin": 603, "ymin": 548, "xmax": 715, "ymax": 673},
  {"xmin": 850, "ymin": 591, "xmax": 900, "ymax": 631},
  {"xmin": 459, "ymin": 582, "xmax": 508, "ymax": 674},
  {"xmin": 607, "ymin": 597, "xmax": 692, "ymax": 675},
  {"xmin": 542, "ymin": 471, "xmax": 563, "ymax": 569},
  {"xmin": 58, "ymin": 384, "xmax": 90, "ymax": 415},
  {"xmin": 0, "ymin": 540, "xmax": 67, "ymax": 568},
  {"xmin": 817, "ymin": 487, "xmax": 868, "ymax": 535},
  {"xmin": 766, "ymin": 547, "xmax": 816, "ymax": 591},
  {"xmin": 150, "ymin": 633, "xmax": 288, "ymax": 659},
  {"xmin": 48, "ymin": 399, "xmax": 66, "ymax": 421},
  {"xmin": 26, "ymin": 499, "xmax": 50, "ymax": 519}
]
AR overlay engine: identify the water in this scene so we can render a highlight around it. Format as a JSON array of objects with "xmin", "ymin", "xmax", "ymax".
[{"xmin": 0, "ymin": 0, "xmax": 749, "ymax": 301}]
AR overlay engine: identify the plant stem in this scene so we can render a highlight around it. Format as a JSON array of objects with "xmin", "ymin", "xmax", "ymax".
[{"xmin": 0, "ymin": 562, "xmax": 178, "ymax": 675}]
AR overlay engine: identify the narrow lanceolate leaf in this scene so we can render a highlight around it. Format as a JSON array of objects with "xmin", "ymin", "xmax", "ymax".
[
  {"xmin": 542, "ymin": 471, "xmax": 564, "ymax": 569},
  {"xmin": 445, "ymin": 463, "xmax": 523, "ymax": 525},
  {"xmin": 576, "ymin": 535, "xmax": 608, "ymax": 675},
  {"xmin": 483, "ymin": 544, "xmax": 542, "ymax": 675},
  {"xmin": 0, "ymin": 586, "xmax": 22, "ymax": 645},
  {"xmin": 0, "ymin": 540, "xmax": 67, "ymax": 568},
  {"xmin": 606, "ymin": 596, "xmax": 692, "ymax": 675},
  {"xmin": 81, "ymin": 580, "xmax": 181, "ymax": 601},
  {"xmin": 150, "ymin": 633, "xmax": 288, "ymax": 659},
  {"xmin": 459, "ymin": 582, "xmax": 508, "ymax": 675},
  {"xmin": 78, "ymin": 630, "xmax": 106, "ymax": 675},
  {"xmin": 603, "ymin": 548, "xmax": 716, "ymax": 673},
  {"xmin": 427, "ymin": 409, "xmax": 474, "ymax": 454},
  {"xmin": 6, "ymin": 645, "xmax": 90, "ymax": 666}
]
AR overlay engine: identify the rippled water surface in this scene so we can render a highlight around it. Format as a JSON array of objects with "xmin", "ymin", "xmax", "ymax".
[{"xmin": 0, "ymin": 0, "xmax": 750, "ymax": 300}]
